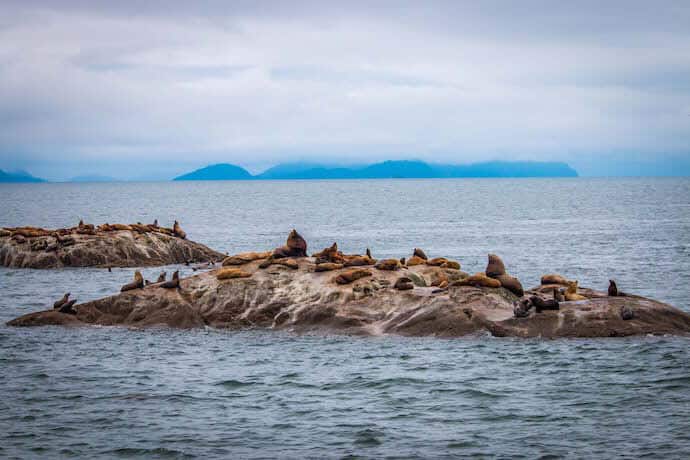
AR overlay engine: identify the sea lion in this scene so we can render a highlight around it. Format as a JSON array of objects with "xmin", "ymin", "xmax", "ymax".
[
  {"xmin": 78, "ymin": 219, "xmax": 84, "ymax": 227},
  {"xmin": 312, "ymin": 243, "xmax": 340, "ymax": 262},
  {"xmin": 429, "ymin": 270, "xmax": 448, "ymax": 287},
  {"xmin": 156, "ymin": 272, "xmax": 167, "ymax": 283},
  {"xmin": 120, "ymin": 270, "xmax": 144, "ymax": 292},
  {"xmin": 130, "ymin": 223, "xmax": 150, "ymax": 233},
  {"xmin": 564, "ymin": 281, "xmax": 587, "ymax": 301},
  {"xmin": 513, "ymin": 301, "xmax": 530, "ymax": 318},
  {"xmin": 375, "ymin": 259, "xmax": 401, "ymax": 271},
  {"xmin": 221, "ymin": 251, "xmax": 272, "ymax": 266},
  {"xmin": 426, "ymin": 257, "xmax": 448, "ymax": 267},
  {"xmin": 152, "ymin": 219, "xmax": 158, "ymax": 227},
  {"xmin": 263, "ymin": 258, "xmax": 299, "ymax": 269},
  {"xmin": 399, "ymin": 257, "xmax": 406, "ymax": 266},
  {"xmin": 161, "ymin": 271, "xmax": 180, "ymax": 289},
  {"xmin": 540, "ymin": 274, "xmax": 570, "ymax": 286},
  {"xmin": 145, "ymin": 280, "xmax": 151, "ymax": 286},
  {"xmin": 620, "ymin": 306, "xmax": 634, "ymax": 320},
  {"xmin": 334, "ymin": 268, "xmax": 372, "ymax": 285},
  {"xmin": 554, "ymin": 288, "xmax": 565, "ymax": 302},
  {"xmin": 452, "ymin": 272, "xmax": 502, "ymax": 288},
  {"xmin": 173, "ymin": 220, "xmax": 187, "ymax": 239},
  {"xmin": 53, "ymin": 293, "xmax": 70, "ymax": 310},
  {"xmin": 272, "ymin": 229, "xmax": 307, "ymax": 258},
  {"xmin": 608, "ymin": 280, "xmax": 619, "ymax": 297},
  {"xmin": 406, "ymin": 255, "xmax": 426, "ymax": 266},
  {"xmin": 366, "ymin": 248, "xmax": 372, "ymax": 259},
  {"xmin": 495, "ymin": 273, "xmax": 524, "ymax": 297},
  {"xmin": 413, "ymin": 248, "xmax": 428, "ymax": 260},
  {"xmin": 110, "ymin": 223, "xmax": 132, "ymax": 231},
  {"xmin": 394, "ymin": 277, "xmax": 414, "ymax": 290},
  {"xmin": 314, "ymin": 262, "xmax": 344, "ymax": 272},
  {"xmin": 530, "ymin": 295, "xmax": 559, "ymax": 313},
  {"xmin": 343, "ymin": 255, "xmax": 375, "ymax": 267},
  {"xmin": 485, "ymin": 254, "xmax": 506, "ymax": 278},
  {"xmin": 441, "ymin": 260, "xmax": 461, "ymax": 270},
  {"xmin": 216, "ymin": 268, "xmax": 252, "ymax": 280},
  {"xmin": 58, "ymin": 299, "xmax": 77, "ymax": 315}
]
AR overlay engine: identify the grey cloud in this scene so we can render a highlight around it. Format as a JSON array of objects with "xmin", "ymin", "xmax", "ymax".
[{"xmin": 0, "ymin": 1, "xmax": 689, "ymax": 179}]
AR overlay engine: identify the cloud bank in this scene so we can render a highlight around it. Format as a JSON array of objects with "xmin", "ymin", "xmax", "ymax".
[{"xmin": 1, "ymin": 0, "xmax": 689, "ymax": 179}]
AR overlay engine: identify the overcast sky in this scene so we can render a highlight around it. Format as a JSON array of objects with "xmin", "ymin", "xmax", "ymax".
[{"xmin": 1, "ymin": 0, "xmax": 689, "ymax": 179}]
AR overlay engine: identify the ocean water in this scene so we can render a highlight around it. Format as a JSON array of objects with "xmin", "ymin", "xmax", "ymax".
[{"xmin": 1, "ymin": 178, "xmax": 689, "ymax": 459}]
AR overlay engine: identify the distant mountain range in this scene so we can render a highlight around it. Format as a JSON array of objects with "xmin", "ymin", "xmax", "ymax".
[
  {"xmin": 174, "ymin": 160, "xmax": 578, "ymax": 181},
  {"xmin": 0, "ymin": 169, "xmax": 45, "ymax": 183}
]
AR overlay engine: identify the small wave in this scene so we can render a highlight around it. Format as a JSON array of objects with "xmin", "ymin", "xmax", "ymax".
[
  {"xmin": 103, "ymin": 447, "xmax": 195, "ymax": 458},
  {"xmin": 214, "ymin": 379, "xmax": 257, "ymax": 388}
]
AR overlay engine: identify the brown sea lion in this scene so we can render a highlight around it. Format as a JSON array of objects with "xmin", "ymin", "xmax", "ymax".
[
  {"xmin": 315, "ymin": 262, "xmax": 344, "ymax": 272},
  {"xmin": 375, "ymin": 259, "xmax": 401, "ymax": 271},
  {"xmin": 426, "ymin": 257, "xmax": 448, "ymax": 267},
  {"xmin": 608, "ymin": 280, "xmax": 619, "ymax": 297},
  {"xmin": 312, "ymin": 242, "xmax": 340, "ymax": 262},
  {"xmin": 394, "ymin": 277, "xmax": 414, "ymax": 290},
  {"xmin": 130, "ymin": 224, "xmax": 150, "ymax": 233},
  {"xmin": 399, "ymin": 257, "xmax": 406, "ymax": 266},
  {"xmin": 334, "ymin": 268, "xmax": 372, "ymax": 285},
  {"xmin": 272, "ymin": 229, "xmax": 307, "ymax": 258},
  {"xmin": 222, "ymin": 251, "xmax": 272, "ymax": 266},
  {"xmin": 343, "ymin": 255, "xmax": 375, "ymax": 267},
  {"xmin": 216, "ymin": 268, "xmax": 252, "ymax": 280},
  {"xmin": 485, "ymin": 254, "xmax": 506, "ymax": 278},
  {"xmin": 530, "ymin": 295, "xmax": 559, "ymax": 313},
  {"xmin": 564, "ymin": 281, "xmax": 587, "ymax": 301},
  {"xmin": 156, "ymin": 272, "xmax": 167, "ymax": 283},
  {"xmin": 406, "ymin": 255, "xmax": 426, "ymax": 266},
  {"xmin": 413, "ymin": 248, "xmax": 428, "ymax": 260},
  {"xmin": 429, "ymin": 270, "xmax": 448, "ymax": 287},
  {"xmin": 513, "ymin": 301, "xmax": 530, "ymax": 318},
  {"xmin": 173, "ymin": 220, "xmax": 187, "ymax": 239},
  {"xmin": 540, "ymin": 274, "xmax": 570, "ymax": 286},
  {"xmin": 441, "ymin": 260, "xmax": 461, "ymax": 270},
  {"xmin": 53, "ymin": 293, "xmax": 70, "ymax": 310},
  {"xmin": 452, "ymin": 272, "xmax": 502, "ymax": 288},
  {"xmin": 121, "ymin": 270, "xmax": 144, "ymax": 292},
  {"xmin": 58, "ymin": 299, "xmax": 78, "ymax": 315},
  {"xmin": 554, "ymin": 288, "xmax": 565, "ymax": 302},
  {"xmin": 262, "ymin": 258, "xmax": 299, "ymax": 269},
  {"xmin": 495, "ymin": 273, "xmax": 524, "ymax": 297},
  {"xmin": 161, "ymin": 271, "xmax": 180, "ymax": 288}
]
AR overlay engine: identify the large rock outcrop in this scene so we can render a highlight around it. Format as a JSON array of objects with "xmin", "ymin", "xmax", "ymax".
[
  {"xmin": 0, "ymin": 223, "xmax": 224, "ymax": 268},
  {"xmin": 8, "ymin": 258, "xmax": 690, "ymax": 338}
]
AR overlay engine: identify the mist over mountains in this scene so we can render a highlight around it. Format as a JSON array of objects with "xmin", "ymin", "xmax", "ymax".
[{"xmin": 174, "ymin": 160, "xmax": 578, "ymax": 181}]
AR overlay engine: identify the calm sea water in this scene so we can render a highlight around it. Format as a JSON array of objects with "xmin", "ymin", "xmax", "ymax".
[{"xmin": 1, "ymin": 178, "xmax": 689, "ymax": 459}]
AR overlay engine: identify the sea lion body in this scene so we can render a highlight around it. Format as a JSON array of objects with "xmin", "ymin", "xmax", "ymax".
[
  {"xmin": 495, "ymin": 274, "xmax": 524, "ymax": 297},
  {"xmin": 375, "ymin": 259, "xmax": 401, "ymax": 271},
  {"xmin": 161, "ymin": 271, "xmax": 179, "ymax": 288},
  {"xmin": 222, "ymin": 251, "xmax": 272, "ymax": 266},
  {"xmin": 608, "ymin": 280, "xmax": 619, "ymax": 297},
  {"xmin": 216, "ymin": 268, "xmax": 252, "ymax": 280},
  {"xmin": 541, "ymin": 274, "xmax": 570, "ymax": 286},
  {"xmin": 58, "ymin": 299, "xmax": 77, "ymax": 314},
  {"xmin": 453, "ymin": 272, "xmax": 501, "ymax": 288},
  {"xmin": 121, "ymin": 271, "xmax": 144, "ymax": 292},
  {"xmin": 413, "ymin": 248, "xmax": 428, "ymax": 261},
  {"xmin": 173, "ymin": 221, "xmax": 187, "ymax": 239},
  {"xmin": 53, "ymin": 293, "xmax": 70, "ymax": 310},
  {"xmin": 426, "ymin": 257, "xmax": 448, "ymax": 267},
  {"xmin": 334, "ymin": 268, "xmax": 372, "ymax": 285},
  {"xmin": 406, "ymin": 255, "xmax": 426, "ymax": 266},
  {"xmin": 156, "ymin": 272, "xmax": 167, "ymax": 283},
  {"xmin": 564, "ymin": 281, "xmax": 587, "ymax": 301},
  {"xmin": 394, "ymin": 277, "xmax": 414, "ymax": 290}
]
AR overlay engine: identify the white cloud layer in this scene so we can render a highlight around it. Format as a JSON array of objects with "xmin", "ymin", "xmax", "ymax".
[{"xmin": 1, "ymin": 0, "xmax": 689, "ymax": 178}]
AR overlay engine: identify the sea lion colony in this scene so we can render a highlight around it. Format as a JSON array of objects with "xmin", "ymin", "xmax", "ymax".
[
  {"xmin": 0, "ymin": 218, "xmax": 188, "ymax": 241},
  {"xmin": 49, "ymin": 229, "xmax": 634, "ymax": 323}
]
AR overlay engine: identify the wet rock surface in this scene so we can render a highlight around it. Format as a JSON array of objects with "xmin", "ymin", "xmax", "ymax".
[
  {"xmin": 0, "ymin": 224, "xmax": 224, "ymax": 268},
  {"xmin": 8, "ymin": 258, "xmax": 690, "ymax": 338}
]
